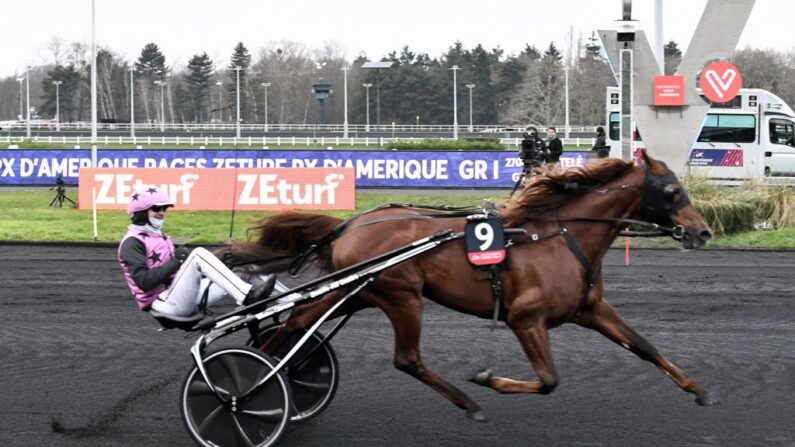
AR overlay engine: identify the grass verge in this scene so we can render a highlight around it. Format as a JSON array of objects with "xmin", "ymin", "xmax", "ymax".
[{"xmin": 1, "ymin": 188, "xmax": 792, "ymax": 248}]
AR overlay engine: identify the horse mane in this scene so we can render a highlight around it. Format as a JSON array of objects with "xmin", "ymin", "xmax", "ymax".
[{"xmin": 500, "ymin": 158, "xmax": 635, "ymax": 227}]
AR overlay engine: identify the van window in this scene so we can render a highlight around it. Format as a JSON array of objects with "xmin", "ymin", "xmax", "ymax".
[
  {"xmin": 609, "ymin": 112, "xmax": 620, "ymax": 140},
  {"xmin": 697, "ymin": 114, "xmax": 755, "ymax": 143},
  {"xmin": 769, "ymin": 119, "xmax": 795, "ymax": 146}
]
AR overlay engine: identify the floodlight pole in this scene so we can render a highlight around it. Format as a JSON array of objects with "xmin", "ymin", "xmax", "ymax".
[
  {"xmin": 129, "ymin": 66, "xmax": 135, "ymax": 138},
  {"xmin": 90, "ymin": 0, "xmax": 97, "ymax": 166},
  {"xmin": 216, "ymin": 81, "xmax": 223, "ymax": 123},
  {"xmin": 451, "ymin": 65, "xmax": 460, "ymax": 140},
  {"xmin": 260, "ymin": 82, "xmax": 271, "ymax": 132},
  {"xmin": 234, "ymin": 66, "xmax": 242, "ymax": 139},
  {"xmin": 154, "ymin": 80, "xmax": 166, "ymax": 132},
  {"xmin": 16, "ymin": 77, "xmax": 24, "ymax": 122},
  {"xmin": 53, "ymin": 80, "xmax": 62, "ymax": 131},
  {"xmin": 363, "ymin": 83, "xmax": 372, "ymax": 132},
  {"xmin": 25, "ymin": 66, "xmax": 31, "ymax": 139},
  {"xmin": 342, "ymin": 66, "xmax": 350, "ymax": 138},
  {"xmin": 465, "ymin": 84, "xmax": 476, "ymax": 132}
]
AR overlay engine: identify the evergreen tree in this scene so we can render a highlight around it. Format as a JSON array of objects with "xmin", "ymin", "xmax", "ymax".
[
  {"xmin": 185, "ymin": 52, "xmax": 214, "ymax": 122},
  {"xmin": 664, "ymin": 40, "xmax": 683, "ymax": 75},
  {"xmin": 135, "ymin": 43, "xmax": 168, "ymax": 123},
  {"xmin": 227, "ymin": 42, "xmax": 252, "ymax": 123},
  {"xmin": 522, "ymin": 44, "xmax": 541, "ymax": 61},
  {"xmin": 39, "ymin": 64, "xmax": 81, "ymax": 121}
]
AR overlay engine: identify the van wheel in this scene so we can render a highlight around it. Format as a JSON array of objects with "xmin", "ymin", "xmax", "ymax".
[{"xmin": 764, "ymin": 167, "xmax": 771, "ymax": 177}]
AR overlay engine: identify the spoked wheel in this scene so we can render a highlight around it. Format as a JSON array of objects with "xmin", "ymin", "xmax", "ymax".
[
  {"xmin": 181, "ymin": 347, "xmax": 292, "ymax": 447},
  {"xmin": 248, "ymin": 325, "xmax": 339, "ymax": 422}
]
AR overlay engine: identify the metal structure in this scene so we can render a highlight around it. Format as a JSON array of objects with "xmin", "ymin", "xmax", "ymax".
[
  {"xmin": 362, "ymin": 83, "xmax": 372, "ymax": 132},
  {"xmin": 311, "ymin": 79, "xmax": 333, "ymax": 125},
  {"xmin": 600, "ymin": 0, "xmax": 755, "ymax": 174},
  {"xmin": 154, "ymin": 80, "xmax": 167, "ymax": 132},
  {"xmin": 128, "ymin": 67, "xmax": 135, "ymax": 138}
]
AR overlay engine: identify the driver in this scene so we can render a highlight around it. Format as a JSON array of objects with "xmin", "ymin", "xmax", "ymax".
[{"xmin": 117, "ymin": 185, "xmax": 276, "ymax": 317}]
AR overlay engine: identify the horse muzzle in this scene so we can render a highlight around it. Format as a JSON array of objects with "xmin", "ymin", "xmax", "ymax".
[{"xmin": 680, "ymin": 227, "xmax": 712, "ymax": 249}]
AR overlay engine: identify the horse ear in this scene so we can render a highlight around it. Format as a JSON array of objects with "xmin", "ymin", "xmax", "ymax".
[{"xmin": 637, "ymin": 149, "xmax": 667, "ymax": 174}]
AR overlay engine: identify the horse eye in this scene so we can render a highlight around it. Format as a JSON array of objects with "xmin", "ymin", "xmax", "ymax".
[{"xmin": 663, "ymin": 184, "xmax": 680, "ymax": 201}]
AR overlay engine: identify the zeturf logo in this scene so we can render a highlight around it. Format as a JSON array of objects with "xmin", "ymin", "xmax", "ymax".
[{"xmin": 79, "ymin": 168, "xmax": 355, "ymax": 210}]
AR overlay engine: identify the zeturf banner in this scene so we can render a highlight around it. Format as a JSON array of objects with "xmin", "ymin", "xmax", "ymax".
[
  {"xmin": 0, "ymin": 149, "xmax": 592, "ymax": 188},
  {"xmin": 79, "ymin": 168, "xmax": 356, "ymax": 210}
]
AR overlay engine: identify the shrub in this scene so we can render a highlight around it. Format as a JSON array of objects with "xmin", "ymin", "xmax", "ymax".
[
  {"xmin": 686, "ymin": 178, "xmax": 795, "ymax": 235},
  {"xmin": 384, "ymin": 138, "xmax": 506, "ymax": 151}
]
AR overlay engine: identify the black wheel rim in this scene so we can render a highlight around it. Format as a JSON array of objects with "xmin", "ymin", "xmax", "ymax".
[
  {"xmin": 252, "ymin": 327, "xmax": 338, "ymax": 421},
  {"xmin": 182, "ymin": 349, "xmax": 290, "ymax": 447}
]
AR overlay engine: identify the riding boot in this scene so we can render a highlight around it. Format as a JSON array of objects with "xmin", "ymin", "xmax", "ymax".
[{"xmin": 242, "ymin": 275, "xmax": 277, "ymax": 307}]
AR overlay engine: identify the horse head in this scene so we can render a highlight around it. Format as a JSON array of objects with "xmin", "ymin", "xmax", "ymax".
[{"xmin": 636, "ymin": 149, "xmax": 712, "ymax": 249}]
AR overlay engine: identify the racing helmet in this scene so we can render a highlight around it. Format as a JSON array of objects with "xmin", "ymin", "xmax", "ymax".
[{"xmin": 127, "ymin": 185, "xmax": 174, "ymax": 217}]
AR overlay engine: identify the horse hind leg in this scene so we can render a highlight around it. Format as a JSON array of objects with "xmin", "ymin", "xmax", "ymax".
[
  {"xmin": 574, "ymin": 299, "xmax": 718, "ymax": 406},
  {"xmin": 469, "ymin": 321, "xmax": 560, "ymax": 395},
  {"xmin": 369, "ymin": 289, "xmax": 487, "ymax": 422}
]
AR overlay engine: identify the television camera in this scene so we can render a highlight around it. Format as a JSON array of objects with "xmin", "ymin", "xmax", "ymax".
[
  {"xmin": 510, "ymin": 127, "xmax": 548, "ymax": 197},
  {"xmin": 49, "ymin": 176, "xmax": 76, "ymax": 208}
]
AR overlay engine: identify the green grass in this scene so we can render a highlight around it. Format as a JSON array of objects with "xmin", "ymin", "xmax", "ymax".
[{"xmin": 2, "ymin": 188, "xmax": 792, "ymax": 248}]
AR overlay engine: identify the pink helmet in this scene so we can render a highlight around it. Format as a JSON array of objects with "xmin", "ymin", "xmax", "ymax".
[{"xmin": 127, "ymin": 185, "xmax": 174, "ymax": 216}]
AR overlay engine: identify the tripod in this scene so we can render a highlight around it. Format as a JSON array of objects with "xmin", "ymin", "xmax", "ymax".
[
  {"xmin": 49, "ymin": 186, "xmax": 76, "ymax": 208},
  {"xmin": 509, "ymin": 162, "xmax": 539, "ymax": 198}
]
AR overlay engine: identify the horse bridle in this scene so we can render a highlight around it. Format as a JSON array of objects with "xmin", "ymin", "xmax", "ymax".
[{"xmin": 558, "ymin": 163, "xmax": 690, "ymax": 240}]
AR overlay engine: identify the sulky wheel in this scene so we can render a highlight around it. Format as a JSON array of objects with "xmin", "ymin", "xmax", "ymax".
[
  {"xmin": 181, "ymin": 347, "xmax": 292, "ymax": 447},
  {"xmin": 248, "ymin": 325, "xmax": 339, "ymax": 422}
]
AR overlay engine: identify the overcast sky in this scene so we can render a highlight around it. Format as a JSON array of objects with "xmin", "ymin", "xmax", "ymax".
[{"xmin": 1, "ymin": 0, "xmax": 792, "ymax": 77}]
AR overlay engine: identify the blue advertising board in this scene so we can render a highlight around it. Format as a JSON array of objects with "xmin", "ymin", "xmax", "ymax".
[{"xmin": 0, "ymin": 149, "xmax": 592, "ymax": 188}]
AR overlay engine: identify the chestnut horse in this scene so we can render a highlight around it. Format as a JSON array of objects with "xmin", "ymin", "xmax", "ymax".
[{"xmin": 231, "ymin": 150, "xmax": 717, "ymax": 421}]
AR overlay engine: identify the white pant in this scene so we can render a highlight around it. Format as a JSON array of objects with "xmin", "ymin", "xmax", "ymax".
[{"xmin": 151, "ymin": 247, "xmax": 253, "ymax": 316}]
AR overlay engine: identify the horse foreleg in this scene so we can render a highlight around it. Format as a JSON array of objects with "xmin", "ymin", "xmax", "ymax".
[
  {"xmin": 574, "ymin": 299, "xmax": 718, "ymax": 406},
  {"xmin": 469, "ymin": 322, "xmax": 560, "ymax": 395}
]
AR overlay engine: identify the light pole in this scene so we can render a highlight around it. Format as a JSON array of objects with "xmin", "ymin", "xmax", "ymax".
[
  {"xmin": 260, "ymin": 82, "xmax": 271, "ymax": 132},
  {"xmin": 342, "ymin": 66, "xmax": 350, "ymax": 138},
  {"xmin": 215, "ymin": 81, "xmax": 223, "ymax": 123},
  {"xmin": 53, "ymin": 81, "xmax": 62, "ymax": 131},
  {"xmin": 154, "ymin": 80, "xmax": 166, "ymax": 132},
  {"xmin": 128, "ymin": 66, "xmax": 135, "ymax": 138},
  {"xmin": 564, "ymin": 66, "xmax": 570, "ymax": 139},
  {"xmin": 16, "ymin": 77, "xmax": 23, "ymax": 121},
  {"xmin": 233, "ymin": 66, "xmax": 242, "ymax": 139},
  {"xmin": 465, "ymin": 83, "xmax": 476, "ymax": 133},
  {"xmin": 363, "ymin": 83, "xmax": 372, "ymax": 132},
  {"xmin": 25, "ymin": 65, "xmax": 31, "ymax": 139},
  {"xmin": 451, "ymin": 65, "xmax": 460, "ymax": 140},
  {"xmin": 90, "ymin": 0, "xmax": 97, "ymax": 166}
]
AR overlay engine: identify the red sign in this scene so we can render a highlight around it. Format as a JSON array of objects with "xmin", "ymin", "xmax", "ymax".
[
  {"xmin": 700, "ymin": 61, "xmax": 742, "ymax": 103},
  {"xmin": 653, "ymin": 75, "xmax": 685, "ymax": 106},
  {"xmin": 78, "ymin": 167, "xmax": 356, "ymax": 211}
]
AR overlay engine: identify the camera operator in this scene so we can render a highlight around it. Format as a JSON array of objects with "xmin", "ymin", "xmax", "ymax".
[{"xmin": 545, "ymin": 127, "xmax": 563, "ymax": 164}]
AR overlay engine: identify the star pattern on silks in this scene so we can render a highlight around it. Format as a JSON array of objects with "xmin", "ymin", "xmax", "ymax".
[
  {"xmin": 147, "ymin": 187, "xmax": 157, "ymax": 194},
  {"xmin": 138, "ymin": 232, "xmax": 149, "ymax": 239},
  {"xmin": 161, "ymin": 235, "xmax": 168, "ymax": 241},
  {"xmin": 148, "ymin": 251, "xmax": 162, "ymax": 264},
  {"xmin": 131, "ymin": 193, "xmax": 140, "ymax": 202}
]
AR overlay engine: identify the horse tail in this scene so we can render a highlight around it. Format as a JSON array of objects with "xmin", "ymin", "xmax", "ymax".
[{"xmin": 228, "ymin": 211, "xmax": 343, "ymax": 274}]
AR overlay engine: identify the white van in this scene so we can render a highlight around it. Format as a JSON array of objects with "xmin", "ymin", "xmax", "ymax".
[{"xmin": 605, "ymin": 87, "xmax": 795, "ymax": 182}]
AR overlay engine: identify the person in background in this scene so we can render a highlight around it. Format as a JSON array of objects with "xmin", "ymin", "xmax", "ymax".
[
  {"xmin": 591, "ymin": 126, "xmax": 609, "ymax": 158},
  {"xmin": 545, "ymin": 127, "xmax": 563, "ymax": 164},
  {"xmin": 117, "ymin": 185, "xmax": 275, "ymax": 317}
]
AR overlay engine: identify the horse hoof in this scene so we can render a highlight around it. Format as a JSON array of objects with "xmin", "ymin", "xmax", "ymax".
[
  {"xmin": 695, "ymin": 391, "xmax": 720, "ymax": 406},
  {"xmin": 466, "ymin": 409, "xmax": 488, "ymax": 423},
  {"xmin": 468, "ymin": 369, "xmax": 493, "ymax": 387}
]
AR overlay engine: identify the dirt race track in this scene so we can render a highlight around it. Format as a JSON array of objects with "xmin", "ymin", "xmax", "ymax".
[{"xmin": 0, "ymin": 244, "xmax": 794, "ymax": 447}]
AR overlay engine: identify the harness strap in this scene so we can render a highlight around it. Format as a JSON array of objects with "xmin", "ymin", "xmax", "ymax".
[
  {"xmin": 557, "ymin": 216, "xmax": 596, "ymax": 309},
  {"xmin": 487, "ymin": 264, "xmax": 507, "ymax": 327}
]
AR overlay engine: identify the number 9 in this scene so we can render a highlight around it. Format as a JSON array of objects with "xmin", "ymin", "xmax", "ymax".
[{"xmin": 475, "ymin": 222, "xmax": 494, "ymax": 251}]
